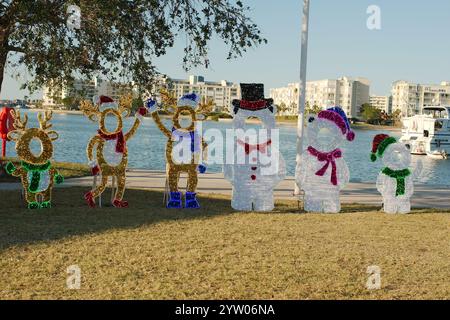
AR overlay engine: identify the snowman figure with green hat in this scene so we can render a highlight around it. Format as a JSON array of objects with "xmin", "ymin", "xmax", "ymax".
[{"xmin": 371, "ymin": 134, "xmax": 422, "ymax": 214}]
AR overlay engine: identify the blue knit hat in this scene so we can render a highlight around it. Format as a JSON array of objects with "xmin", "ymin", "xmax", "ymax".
[{"xmin": 178, "ymin": 93, "xmax": 200, "ymax": 108}]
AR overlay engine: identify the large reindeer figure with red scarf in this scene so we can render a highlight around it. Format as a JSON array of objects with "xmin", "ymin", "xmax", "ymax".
[{"xmin": 81, "ymin": 94, "xmax": 147, "ymax": 208}]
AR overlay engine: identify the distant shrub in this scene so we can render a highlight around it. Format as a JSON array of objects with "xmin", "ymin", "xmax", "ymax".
[
  {"xmin": 276, "ymin": 115, "xmax": 298, "ymax": 121},
  {"xmin": 207, "ymin": 112, "xmax": 232, "ymax": 121}
]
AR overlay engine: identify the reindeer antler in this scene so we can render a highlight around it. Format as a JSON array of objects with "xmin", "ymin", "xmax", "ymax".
[
  {"xmin": 80, "ymin": 99, "xmax": 100, "ymax": 122},
  {"xmin": 159, "ymin": 88, "xmax": 177, "ymax": 115},
  {"xmin": 38, "ymin": 111, "xmax": 53, "ymax": 130},
  {"xmin": 197, "ymin": 97, "xmax": 215, "ymax": 114},
  {"xmin": 11, "ymin": 109, "xmax": 28, "ymax": 131},
  {"xmin": 118, "ymin": 93, "xmax": 133, "ymax": 117}
]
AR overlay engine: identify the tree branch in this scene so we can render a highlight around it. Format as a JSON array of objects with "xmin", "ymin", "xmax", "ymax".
[{"xmin": 6, "ymin": 45, "xmax": 24, "ymax": 53}]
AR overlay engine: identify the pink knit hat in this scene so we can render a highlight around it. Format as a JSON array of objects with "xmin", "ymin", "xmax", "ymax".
[{"xmin": 318, "ymin": 106, "xmax": 355, "ymax": 141}]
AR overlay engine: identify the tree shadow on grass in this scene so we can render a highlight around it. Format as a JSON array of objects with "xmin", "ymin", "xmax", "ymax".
[
  {"xmin": 1, "ymin": 187, "xmax": 444, "ymax": 251},
  {"xmin": 0, "ymin": 187, "xmax": 237, "ymax": 251}
]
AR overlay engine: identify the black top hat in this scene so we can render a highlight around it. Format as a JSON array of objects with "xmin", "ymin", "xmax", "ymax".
[
  {"xmin": 241, "ymin": 83, "xmax": 265, "ymax": 101},
  {"xmin": 232, "ymin": 83, "xmax": 274, "ymax": 114}
]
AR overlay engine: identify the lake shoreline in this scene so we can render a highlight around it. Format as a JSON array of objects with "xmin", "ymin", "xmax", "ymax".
[
  {"xmin": 3, "ymin": 111, "xmax": 448, "ymax": 185},
  {"xmin": 350, "ymin": 123, "xmax": 401, "ymax": 132},
  {"xmin": 219, "ymin": 118, "xmax": 401, "ymax": 131},
  {"xmin": 21, "ymin": 108, "xmax": 401, "ymax": 131}
]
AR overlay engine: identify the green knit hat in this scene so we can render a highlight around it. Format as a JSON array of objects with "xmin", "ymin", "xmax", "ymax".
[{"xmin": 370, "ymin": 134, "xmax": 397, "ymax": 162}]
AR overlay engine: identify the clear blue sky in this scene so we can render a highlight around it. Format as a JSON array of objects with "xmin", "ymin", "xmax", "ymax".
[{"xmin": 2, "ymin": 0, "xmax": 450, "ymax": 99}]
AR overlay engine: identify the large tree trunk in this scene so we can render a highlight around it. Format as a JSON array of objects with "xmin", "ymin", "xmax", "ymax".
[
  {"xmin": 0, "ymin": 26, "xmax": 9, "ymax": 96},
  {"xmin": 0, "ymin": 26, "xmax": 9, "ymax": 173},
  {"xmin": 0, "ymin": 50, "xmax": 6, "ymax": 96},
  {"xmin": 0, "ymin": 1, "xmax": 16, "ymax": 95}
]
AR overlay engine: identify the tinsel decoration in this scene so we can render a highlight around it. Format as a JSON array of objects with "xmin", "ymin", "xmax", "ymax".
[
  {"xmin": 296, "ymin": 106, "xmax": 354, "ymax": 213},
  {"xmin": 372, "ymin": 134, "xmax": 420, "ymax": 214},
  {"xmin": 307, "ymin": 146, "xmax": 343, "ymax": 186},
  {"xmin": 224, "ymin": 83, "xmax": 286, "ymax": 212},
  {"xmin": 370, "ymin": 134, "xmax": 396, "ymax": 162},
  {"xmin": 81, "ymin": 94, "xmax": 147, "ymax": 208},
  {"xmin": 317, "ymin": 107, "xmax": 355, "ymax": 141},
  {"xmin": 6, "ymin": 110, "xmax": 63, "ymax": 209},
  {"xmin": 147, "ymin": 92, "xmax": 209, "ymax": 209},
  {"xmin": 381, "ymin": 167, "xmax": 411, "ymax": 196},
  {"xmin": 232, "ymin": 83, "xmax": 274, "ymax": 114},
  {"xmin": 1, "ymin": 106, "xmax": 14, "ymax": 157}
]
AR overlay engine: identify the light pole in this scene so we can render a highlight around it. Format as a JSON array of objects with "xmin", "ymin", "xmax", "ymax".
[{"xmin": 294, "ymin": 0, "xmax": 310, "ymax": 195}]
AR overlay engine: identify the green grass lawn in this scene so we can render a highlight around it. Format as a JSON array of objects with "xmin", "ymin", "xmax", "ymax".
[
  {"xmin": 0, "ymin": 158, "xmax": 90, "ymax": 182},
  {"xmin": 0, "ymin": 187, "xmax": 449, "ymax": 300}
]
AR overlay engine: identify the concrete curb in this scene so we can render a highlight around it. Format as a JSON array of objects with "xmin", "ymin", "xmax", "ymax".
[{"xmin": 1, "ymin": 169, "xmax": 449, "ymax": 209}]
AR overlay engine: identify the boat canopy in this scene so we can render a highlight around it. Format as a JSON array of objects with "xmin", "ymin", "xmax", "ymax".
[{"xmin": 422, "ymin": 106, "xmax": 450, "ymax": 119}]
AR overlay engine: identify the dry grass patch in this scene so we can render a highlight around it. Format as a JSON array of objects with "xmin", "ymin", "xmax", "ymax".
[{"xmin": 0, "ymin": 187, "xmax": 449, "ymax": 300}]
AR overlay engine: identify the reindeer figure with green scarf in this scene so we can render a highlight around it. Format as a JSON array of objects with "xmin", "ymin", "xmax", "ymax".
[
  {"xmin": 5, "ymin": 111, "xmax": 64, "ymax": 209},
  {"xmin": 371, "ymin": 134, "xmax": 422, "ymax": 214}
]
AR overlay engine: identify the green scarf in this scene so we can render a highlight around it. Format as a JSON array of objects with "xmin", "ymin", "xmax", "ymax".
[
  {"xmin": 382, "ymin": 167, "xmax": 411, "ymax": 196},
  {"xmin": 21, "ymin": 161, "xmax": 51, "ymax": 193}
]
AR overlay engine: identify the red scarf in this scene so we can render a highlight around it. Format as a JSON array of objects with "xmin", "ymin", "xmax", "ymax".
[
  {"xmin": 307, "ymin": 146, "xmax": 342, "ymax": 186},
  {"xmin": 237, "ymin": 139, "xmax": 272, "ymax": 154},
  {"xmin": 98, "ymin": 130, "xmax": 126, "ymax": 153}
]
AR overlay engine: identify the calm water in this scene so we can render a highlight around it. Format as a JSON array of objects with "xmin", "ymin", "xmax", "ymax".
[{"xmin": 6, "ymin": 110, "xmax": 450, "ymax": 186}]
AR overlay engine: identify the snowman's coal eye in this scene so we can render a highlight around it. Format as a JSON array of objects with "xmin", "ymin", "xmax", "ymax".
[{"xmin": 308, "ymin": 117, "xmax": 315, "ymax": 123}]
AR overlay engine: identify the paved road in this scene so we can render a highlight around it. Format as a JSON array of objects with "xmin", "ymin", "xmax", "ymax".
[{"xmin": 1, "ymin": 169, "xmax": 449, "ymax": 208}]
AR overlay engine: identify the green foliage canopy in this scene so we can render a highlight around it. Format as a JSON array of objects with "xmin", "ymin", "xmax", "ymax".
[
  {"xmin": 360, "ymin": 103, "xmax": 383, "ymax": 124},
  {"xmin": 0, "ymin": 0, "xmax": 265, "ymax": 95}
]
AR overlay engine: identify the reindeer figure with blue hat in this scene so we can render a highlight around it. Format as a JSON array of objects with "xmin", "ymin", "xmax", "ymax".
[
  {"xmin": 146, "ymin": 92, "xmax": 210, "ymax": 209},
  {"xmin": 296, "ymin": 106, "xmax": 355, "ymax": 213}
]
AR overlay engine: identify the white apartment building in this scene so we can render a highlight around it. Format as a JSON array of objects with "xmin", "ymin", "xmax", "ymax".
[
  {"xmin": 270, "ymin": 77, "xmax": 370, "ymax": 118},
  {"xmin": 267, "ymin": 83, "xmax": 299, "ymax": 116},
  {"xmin": 161, "ymin": 75, "xmax": 240, "ymax": 112},
  {"xmin": 391, "ymin": 80, "xmax": 450, "ymax": 117},
  {"xmin": 369, "ymin": 95, "xmax": 392, "ymax": 114},
  {"xmin": 43, "ymin": 77, "xmax": 134, "ymax": 109}
]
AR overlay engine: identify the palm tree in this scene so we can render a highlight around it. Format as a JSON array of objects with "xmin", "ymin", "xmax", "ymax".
[{"xmin": 277, "ymin": 102, "xmax": 289, "ymax": 115}]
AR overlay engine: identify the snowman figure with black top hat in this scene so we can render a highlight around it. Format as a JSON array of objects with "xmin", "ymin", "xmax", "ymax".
[
  {"xmin": 371, "ymin": 134, "xmax": 422, "ymax": 214},
  {"xmin": 224, "ymin": 83, "xmax": 286, "ymax": 212}
]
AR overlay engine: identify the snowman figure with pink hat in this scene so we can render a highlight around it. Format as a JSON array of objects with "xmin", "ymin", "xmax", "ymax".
[
  {"xmin": 370, "ymin": 134, "xmax": 422, "ymax": 214},
  {"xmin": 296, "ymin": 107, "xmax": 355, "ymax": 213}
]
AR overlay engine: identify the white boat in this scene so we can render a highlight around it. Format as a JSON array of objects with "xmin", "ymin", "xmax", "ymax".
[{"xmin": 400, "ymin": 106, "xmax": 450, "ymax": 159}]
